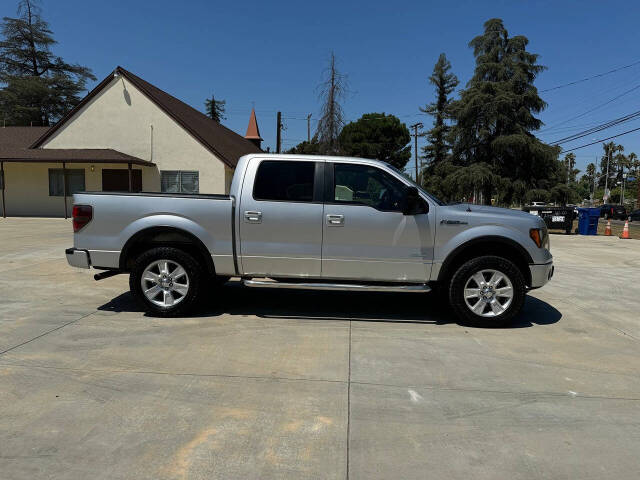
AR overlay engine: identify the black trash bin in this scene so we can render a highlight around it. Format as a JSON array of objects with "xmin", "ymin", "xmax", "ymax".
[{"xmin": 522, "ymin": 205, "xmax": 574, "ymax": 234}]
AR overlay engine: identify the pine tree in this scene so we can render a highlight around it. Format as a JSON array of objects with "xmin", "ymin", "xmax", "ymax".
[
  {"xmin": 421, "ymin": 53, "xmax": 458, "ymax": 168},
  {"xmin": 449, "ymin": 18, "xmax": 559, "ymax": 204},
  {"xmin": 204, "ymin": 94, "xmax": 226, "ymax": 122},
  {"xmin": 0, "ymin": 0, "xmax": 95, "ymax": 126}
]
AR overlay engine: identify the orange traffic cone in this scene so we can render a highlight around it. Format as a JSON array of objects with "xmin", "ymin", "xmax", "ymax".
[
  {"xmin": 620, "ymin": 219, "xmax": 631, "ymax": 239},
  {"xmin": 604, "ymin": 219, "xmax": 612, "ymax": 236}
]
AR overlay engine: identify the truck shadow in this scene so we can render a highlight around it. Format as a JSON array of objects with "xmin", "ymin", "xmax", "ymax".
[{"xmin": 98, "ymin": 281, "xmax": 561, "ymax": 328}]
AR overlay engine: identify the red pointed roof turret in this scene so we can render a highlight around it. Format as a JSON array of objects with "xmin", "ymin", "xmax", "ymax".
[{"xmin": 245, "ymin": 108, "xmax": 263, "ymax": 142}]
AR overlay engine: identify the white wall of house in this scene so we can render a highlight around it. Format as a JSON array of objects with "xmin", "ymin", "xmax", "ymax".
[
  {"xmin": 1, "ymin": 163, "xmax": 144, "ymax": 217},
  {"xmin": 40, "ymin": 75, "xmax": 229, "ymax": 194}
]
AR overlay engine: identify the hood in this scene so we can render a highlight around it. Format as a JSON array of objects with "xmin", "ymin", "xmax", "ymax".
[
  {"xmin": 437, "ymin": 203, "xmax": 545, "ymax": 232},
  {"xmin": 443, "ymin": 203, "xmax": 536, "ymax": 219}
]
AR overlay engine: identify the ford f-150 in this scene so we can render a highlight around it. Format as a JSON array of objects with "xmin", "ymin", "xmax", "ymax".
[{"xmin": 66, "ymin": 154, "xmax": 554, "ymax": 326}]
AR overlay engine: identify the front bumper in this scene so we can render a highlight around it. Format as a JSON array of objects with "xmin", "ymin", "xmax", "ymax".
[
  {"xmin": 529, "ymin": 261, "xmax": 554, "ymax": 288},
  {"xmin": 66, "ymin": 248, "xmax": 90, "ymax": 269}
]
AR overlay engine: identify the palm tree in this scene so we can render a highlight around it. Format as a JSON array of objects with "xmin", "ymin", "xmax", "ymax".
[
  {"xmin": 628, "ymin": 152, "xmax": 639, "ymax": 176},
  {"xmin": 600, "ymin": 142, "xmax": 624, "ymax": 194},
  {"xmin": 563, "ymin": 153, "xmax": 576, "ymax": 185}
]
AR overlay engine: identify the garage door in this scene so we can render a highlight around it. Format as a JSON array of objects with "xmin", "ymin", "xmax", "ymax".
[{"xmin": 102, "ymin": 169, "xmax": 142, "ymax": 192}]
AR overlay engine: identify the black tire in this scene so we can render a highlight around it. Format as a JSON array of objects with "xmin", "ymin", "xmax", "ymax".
[
  {"xmin": 130, "ymin": 247, "xmax": 203, "ymax": 317},
  {"xmin": 448, "ymin": 255, "xmax": 525, "ymax": 327}
]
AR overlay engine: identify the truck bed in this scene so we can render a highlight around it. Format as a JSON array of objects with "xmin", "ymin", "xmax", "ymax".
[{"xmin": 72, "ymin": 191, "xmax": 236, "ymax": 274}]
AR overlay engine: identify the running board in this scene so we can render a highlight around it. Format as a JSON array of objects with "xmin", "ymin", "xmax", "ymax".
[{"xmin": 243, "ymin": 279, "xmax": 430, "ymax": 293}]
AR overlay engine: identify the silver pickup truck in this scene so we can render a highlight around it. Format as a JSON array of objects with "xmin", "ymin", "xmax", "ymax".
[{"xmin": 66, "ymin": 154, "xmax": 553, "ymax": 326}]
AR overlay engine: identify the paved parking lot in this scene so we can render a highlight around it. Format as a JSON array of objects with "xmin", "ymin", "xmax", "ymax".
[{"xmin": 1, "ymin": 217, "xmax": 639, "ymax": 480}]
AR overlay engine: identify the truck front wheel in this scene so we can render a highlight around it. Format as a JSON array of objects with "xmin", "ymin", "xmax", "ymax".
[
  {"xmin": 130, "ymin": 247, "xmax": 203, "ymax": 317},
  {"xmin": 448, "ymin": 255, "xmax": 525, "ymax": 327}
]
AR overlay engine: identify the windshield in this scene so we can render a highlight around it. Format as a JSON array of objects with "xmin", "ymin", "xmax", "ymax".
[{"xmin": 386, "ymin": 164, "xmax": 445, "ymax": 206}]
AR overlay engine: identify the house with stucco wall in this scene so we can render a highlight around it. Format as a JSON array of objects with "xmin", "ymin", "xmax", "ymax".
[{"xmin": 0, "ymin": 66, "xmax": 262, "ymax": 217}]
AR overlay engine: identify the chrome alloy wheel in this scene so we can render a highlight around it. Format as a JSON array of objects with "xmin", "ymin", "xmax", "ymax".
[
  {"xmin": 463, "ymin": 269, "xmax": 514, "ymax": 317},
  {"xmin": 141, "ymin": 259, "xmax": 189, "ymax": 308}
]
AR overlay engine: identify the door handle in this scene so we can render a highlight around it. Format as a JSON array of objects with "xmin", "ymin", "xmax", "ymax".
[
  {"xmin": 244, "ymin": 210, "xmax": 262, "ymax": 223},
  {"xmin": 326, "ymin": 214, "xmax": 345, "ymax": 226}
]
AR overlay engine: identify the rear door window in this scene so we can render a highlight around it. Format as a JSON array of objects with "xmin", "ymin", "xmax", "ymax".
[{"xmin": 253, "ymin": 160, "xmax": 315, "ymax": 202}]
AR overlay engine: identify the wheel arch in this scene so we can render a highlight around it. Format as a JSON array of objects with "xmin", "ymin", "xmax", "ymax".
[
  {"xmin": 437, "ymin": 236, "xmax": 533, "ymax": 287},
  {"xmin": 119, "ymin": 226, "xmax": 215, "ymax": 276}
]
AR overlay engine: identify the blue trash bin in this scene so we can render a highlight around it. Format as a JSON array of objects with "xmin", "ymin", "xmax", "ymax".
[{"xmin": 577, "ymin": 207, "xmax": 600, "ymax": 235}]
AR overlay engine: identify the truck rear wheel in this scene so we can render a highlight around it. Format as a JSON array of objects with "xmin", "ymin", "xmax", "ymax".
[
  {"xmin": 130, "ymin": 247, "xmax": 203, "ymax": 317},
  {"xmin": 448, "ymin": 255, "xmax": 525, "ymax": 327}
]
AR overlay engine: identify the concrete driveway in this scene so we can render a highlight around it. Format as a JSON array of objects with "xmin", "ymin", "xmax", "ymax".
[{"xmin": 1, "ymin": 217, "xmax": 639, "ymax": 480}]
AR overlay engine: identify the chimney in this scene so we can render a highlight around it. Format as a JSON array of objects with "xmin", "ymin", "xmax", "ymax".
[{"xmin": 244, "ymin": 108, "xmax": 263, "ymax": 150}]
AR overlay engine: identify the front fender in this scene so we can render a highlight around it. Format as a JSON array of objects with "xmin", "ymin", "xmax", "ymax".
[{"xmin": 432, "ymin": 224, "xmax": 540, "ymax": 281}]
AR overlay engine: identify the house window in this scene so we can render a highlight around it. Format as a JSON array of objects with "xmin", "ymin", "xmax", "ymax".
[
  {"xmin": 161, "ymin": 171, "xmax": 199, "ymax": 194},
  {"xmin": 48, "ymin": 169, "xmax": 86, "ymax": 196}
]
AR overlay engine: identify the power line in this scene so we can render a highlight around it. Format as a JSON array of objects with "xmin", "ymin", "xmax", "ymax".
[
  {"xmin": 540, "ymin": 59, "xmax": 640, "ymax": 93},
  {"xmin": 539, "ymin": 82, "xmax": 640, "ymax": 132},
  {"xmin": 561, "ymin": 126, "xmax": 640, "ymax": 152},
  {"xmin": 550, "ymin": 109, "xmax": 640, "ymax": 145}
]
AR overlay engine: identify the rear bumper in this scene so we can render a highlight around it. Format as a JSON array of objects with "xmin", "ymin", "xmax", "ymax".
[
  {"xmin": 65, "ymin": 248, "xmax": 90, "ymax": 269},
  {"xmin": 529, "ymin": 261, "xmax": 554, "ymax": 288}
]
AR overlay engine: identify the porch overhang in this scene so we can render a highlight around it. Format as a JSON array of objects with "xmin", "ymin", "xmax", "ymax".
[
  {"xmin": 0, "ymin": 148, "xmax": 154, "ymax": 166},
  {"xmin": 0, "ymin": 149, "xmax": 154, "ymax": 218}
]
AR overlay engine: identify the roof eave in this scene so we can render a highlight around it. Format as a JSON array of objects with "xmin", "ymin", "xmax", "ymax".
[{"xmin": 0, "ymin": 158, "xmax": 155, "ymax": 166}]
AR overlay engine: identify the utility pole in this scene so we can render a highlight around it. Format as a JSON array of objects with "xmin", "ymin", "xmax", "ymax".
[
  {"xmin": 409, "ymin": 122, "xmax": 423, "ymax": 183},
  {"xmin": 307, "ymin": 114, "xmax": 312, "ymax": 143},
  {"xmin": 276, "ymin": 111, "xmax": 282, "ymax": 154},
  {"xmin": 604, "ymin": 147, "xmax": 611, "ymax": 201}
]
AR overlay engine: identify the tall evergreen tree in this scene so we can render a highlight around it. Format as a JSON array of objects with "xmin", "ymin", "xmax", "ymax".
[
  {"xmin": 0, "ymin": 0, "xmax": 95, "ymax": 126},
  {"xmin": 421, "ymin": 53, "xmax": 458, "ymax": 168},
  {"xmin": 204, "ymin": 94, "xmax": 226, "ymax": 122},
  {"xmin": 449, "ymin": 18, "xmax": 559, "ymax": 204}
]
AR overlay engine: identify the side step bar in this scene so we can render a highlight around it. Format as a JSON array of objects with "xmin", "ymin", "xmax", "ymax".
[{"xmin": 243, "ymin": 279, "xmax": 430, "ymax": 293}]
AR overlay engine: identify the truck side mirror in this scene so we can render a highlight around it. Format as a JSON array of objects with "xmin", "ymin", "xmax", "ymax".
[{"xmin": 403, "ymin": 186, "xmax": 429, "ymax": 215}]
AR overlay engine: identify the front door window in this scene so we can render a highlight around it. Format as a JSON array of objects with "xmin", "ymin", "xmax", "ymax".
[{"xmin": 332, "ymin": 163, "xmax": 406, "ymax": 211}]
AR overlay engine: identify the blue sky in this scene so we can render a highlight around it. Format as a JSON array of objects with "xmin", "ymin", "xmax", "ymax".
[{"xmin": 3, "ymin": 0, "xmax": 640, "ymax": 173}]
